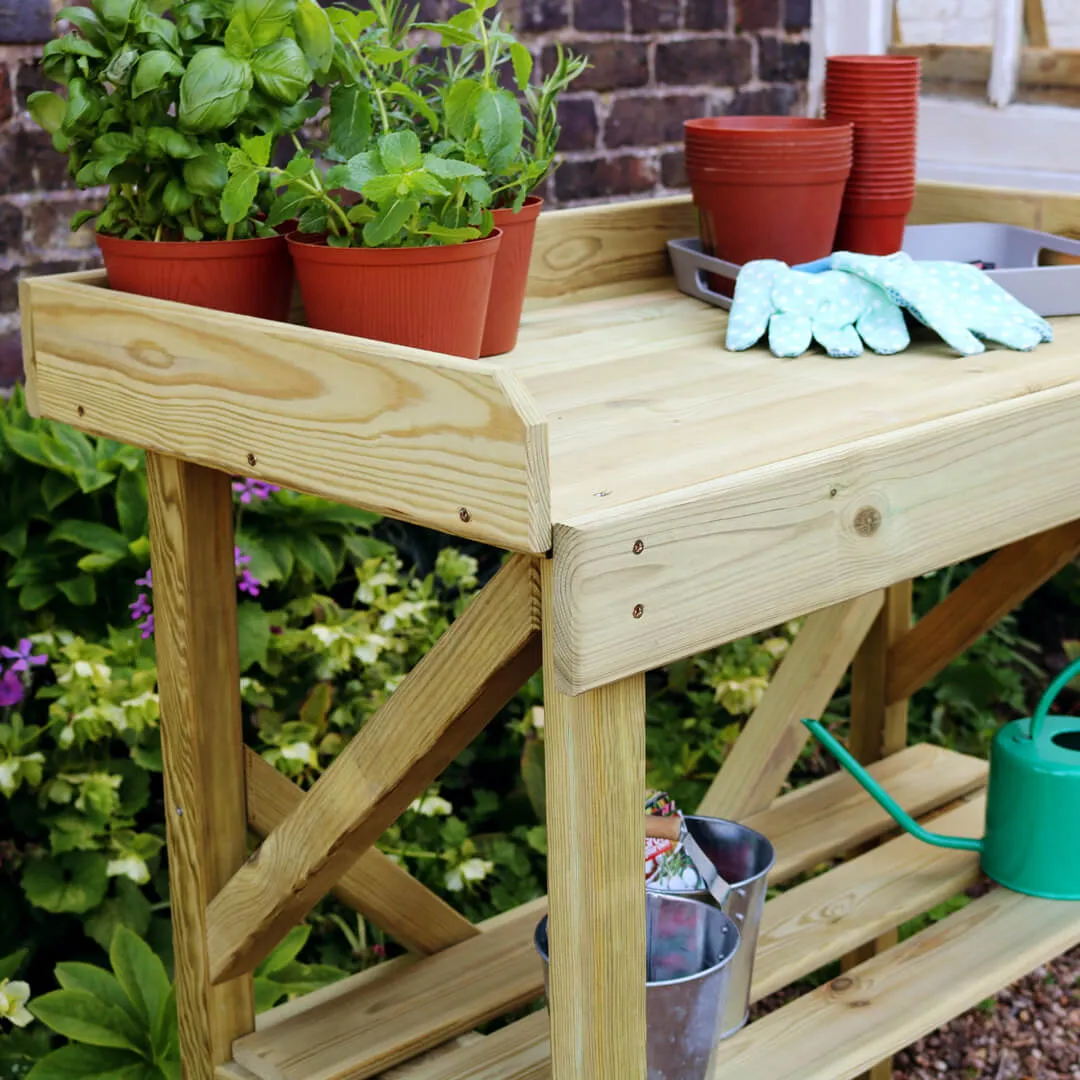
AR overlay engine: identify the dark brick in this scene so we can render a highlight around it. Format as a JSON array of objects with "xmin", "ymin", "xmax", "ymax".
[
  {"xmin": 661, "ymin": 149, "xmax": 687, "ymax": 187},
  {"xmin": 556, "ymin": 96, "xmax": 598, "ymax": 152},
  {"xmin": 0, "ymin": 201, "xmax": 22, "ymax": 254},
  {"xmin": 554, "ymin": 153, "xmax": 656, "ymax": 201},
  {"xmin": 27, "ymin": 195, "xmax": 101, "ymax": 251},
  {"xmin": 515, "ymin": 0, "xmax": 570, "ymax": 31},
  {"xmin": 630, "ymin": 0, "xmax": 681, "ymax": 32},
  {"xmin": 0, "ymin": 0, "xmax": 53, "ymax": 43},
  {"xmin": 726, "ymin": 83, "xmax": 799, "ymax": 114},
  {"xmin": 0, "ymin": 331, "xmax": 22, "ymax": 387},
  {"xmin": 735, "ymin": 0, "xmax": 779, "ymax": 30},
  {"xmin": 574, "ymin": 0, "xmax": 626, "ymax": 32},
  {"xmin": 414, "ymin": 0, "xmax": 444, "ymax": 19},
  {"xmin": 0, "ymin": 130, "xmax": 73, "ymax": 194},
  {"xmin": 16, "ymin": 59, "xmax": 50, "ymax": 111},
  {"xmin": 605, "ymin": 92, "xmax": 707, "ymax": 148},
  {"xmin": 0, "ymin": 64, "xmax": 12, "ymax": 127},
  {"xmin": 655, "ymin": 36, "xmax": 752, "ymax": 86},
  {"xmin": 758, "ymin": 37, "xmax": 809, "ymax": 81},
  {"xmin": 546, "ymin": 39, "xmax": 648, "ymax": 92},
  {"xmin": 784, "ymin": 0, "xmax": 811, "ymax": 30},
  {"xmin": 685, "ymin": 0, "xmax": 729, "ymax": 30}
]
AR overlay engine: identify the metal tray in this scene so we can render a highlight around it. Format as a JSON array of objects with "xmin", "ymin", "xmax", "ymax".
[{"xmin": 668, "ymin": 222, "xmax": 1080, "ymax": 317}]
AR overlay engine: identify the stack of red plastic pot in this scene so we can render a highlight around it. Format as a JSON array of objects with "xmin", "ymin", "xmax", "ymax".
[
  {"xmin": 684, "ymin": 117, "xmax": 853, "ymax": 293},
  {"xmin": 825, "ymin": 55, "xmax": 921, "ymax": 254}
]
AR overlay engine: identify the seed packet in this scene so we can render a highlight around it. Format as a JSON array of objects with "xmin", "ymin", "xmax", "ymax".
[{"xmin": 644, "ymin": 789, "xmax": 705, "ymax": 891}]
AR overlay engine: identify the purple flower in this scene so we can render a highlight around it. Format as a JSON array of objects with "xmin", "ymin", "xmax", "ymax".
[
  {"xmin": 138, "ymin": 614, "xmax": 155, "ymax": 640},
  {"xmin": 0, "ymin": 670, "xmax": 24, "ymax": 708},
  {"xmin": 232, "ymin": 478, "xmax": 281, "ymax": 504},
  {"xmin": 233, "ymin": 547, "xmax": 251, "ymax": 569},
  {"xmin": 0, "ymin": 639, "xmax": 47, "ymax": 674},
  {"xmin": 129, "ymin": 593, "xmax": 152, "ymax": 621},
  {"xmin": 237, "ymin": 570, "xmax": 262, "ymax": 597},
  {"xmin": 135, "ymin": 569, "xmax": 153, "ymax": 589}
]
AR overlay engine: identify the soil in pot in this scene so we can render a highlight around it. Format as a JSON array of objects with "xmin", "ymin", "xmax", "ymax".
[
  {"xmin": 288, "ymin": 230, "xmax": 502, "ymax": 359},
  {"xmin": 481, "ymin": 196, "xmax": 543, "ymax": 357},
  {"xmin": 96, "ymin": 233, "xmax": 294, "ymax": 321}
]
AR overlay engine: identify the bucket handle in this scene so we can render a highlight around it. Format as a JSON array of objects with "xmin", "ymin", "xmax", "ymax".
[{"xmin": 1030, "ymin": 657, "xmax": 1080, "ymax": 742}]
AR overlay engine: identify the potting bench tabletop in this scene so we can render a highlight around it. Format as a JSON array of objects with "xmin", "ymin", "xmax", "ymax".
[{"xmin": 19, "ymin": 181, "xmax": 1080, "ymax": 1080}]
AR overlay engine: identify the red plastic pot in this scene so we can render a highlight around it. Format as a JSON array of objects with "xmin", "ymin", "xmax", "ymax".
[
  {"xmin": 287, "ymin": 230, "xmax": 501, "ymax": 359},
  {"xmin": 96, "ymin": 233, "xmax": 294, "ymax": 321},
  {"xmin": 480, "ymin": 196, "xmax": 542, "ymax": 357},
  {"xmin": 834, "ymin": 212, "xmax": 908, "ymax": 255},
  {"xmin": 841, "ymin": 192, "xmax": 914, "ymax": 215},
  {"xmin": 826, "ymin": 54, "xmax": 920, "ymax": 74},
  {"xmin": 685, "ymin": 116, "xmax": 853, "ymax": 139}
]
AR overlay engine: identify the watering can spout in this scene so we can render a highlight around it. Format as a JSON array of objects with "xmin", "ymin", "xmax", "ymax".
[{"xmin": 801, "ymin": 719, "xmax": 983, "ymax": 853}]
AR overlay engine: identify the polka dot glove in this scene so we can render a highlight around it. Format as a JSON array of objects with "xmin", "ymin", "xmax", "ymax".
[
  {"xmin": 831, "ymin": 251, "xmax": 1054, "ymax": 356},
  {"xmin": 726, "ymin": 259, "xmax": 910, "ymax": 359}
]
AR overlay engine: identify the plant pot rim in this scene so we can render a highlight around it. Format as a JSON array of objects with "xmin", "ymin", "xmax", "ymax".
[
  {"xmin": 684, "ymin": 117, "xmax": 854, "ymax": 136},
  {"xmin": 491, "ymin": 195, "xmax": 544, "ymax": 222},
  {"xmin": 286, "ymin": 228, "xmax": 502, "ymax": 265},
  {"xmin": 95, "ymin": 232, "xmax": 286, "ymax": 260},
  {"xmin": 688, "ymin": 169, "xmax": 852, "ymax": 184}
]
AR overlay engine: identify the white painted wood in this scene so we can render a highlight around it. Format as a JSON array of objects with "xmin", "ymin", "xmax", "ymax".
[{"xmin": 988, "ymin": 0, "xmax": 1024, "ymax": 106}]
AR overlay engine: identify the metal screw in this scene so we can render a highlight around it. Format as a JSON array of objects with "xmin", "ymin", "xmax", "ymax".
[
  {"xmin": 632, "ymin": 604, "xmax": 644, "ymax": 619},
  {"xmin": 247, "ymin": 452, "xmax": 257, "ymax": 467},
  {"xmin": 632, "ymin": 539, "xmax": 644, "ymax": 555},
  {"xmin": 76, "ymin": 405, "xmax": 85, "ymax": 418},
  {"xmin": 829, "ymin": 487, "xmax": 838, "ymax": 498},
  {"xmin": 175, "ymin": 806, "xmax": 184, "ymax": 817},
  {"xmin": 459, "ymin": 507, "xmax": 471, "ymax": 523}
]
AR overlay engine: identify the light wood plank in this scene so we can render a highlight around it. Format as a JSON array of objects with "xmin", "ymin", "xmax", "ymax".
[
  {"xmin": 231, "ymin": 906, "xmax": 546, "ymax": 1080},
  {"xmin": 17, "ymin": 279, "xmax": 40, "ymax": 414},
  {"xmin": 708, "ymin": 887, "xmax": 1080, "ymax": 1080},
  {"xmin": 892, "ymin": 43, "xmax": 1080, "ymax": 86},
  {"xmin": 886, "ymin": 519, "xmax": 1080, "ymax": 704},
  {"xmin": 541, "ymin": 558, "xmax": 646, "ymax": 1080},
  {"xmin": 146, "ymin": 456, "xmax": 254, "ymax": 1077},
  {"xmin": 1025, "ymin": 0, "xmax": 1049, "ymax": 46},
  {"xmin": 22, "ymin": 276, "xmax": 549, "ymax": 553},
  {"xmin": 244, "ymin": 749, "xmax": 479, "ymax": 956},
  {"xmin": 208, "ymin": 557, "xmax": 541, "ymax": 984},
  {"xmin": 698, "ymin": 592, "xmax": 884, "ymax": 820},
  {"xmin": 378, "ymin": 1035, "xmax": 486, "ymax": 1078},
  {"xmin": 550, "ymin": 376, "xmax": 1080, "ymax": 693}
]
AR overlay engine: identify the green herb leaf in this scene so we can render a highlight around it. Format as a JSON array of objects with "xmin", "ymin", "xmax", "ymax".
[
  {"xmin": 115, "ymin": 467, "xmax": 148, "ymax": 539},
  {"xmin": 296, "ymin": 0, "xmax": 334, "ymax": 74},
  {"xmin": 510, "ymin": 42, "xmax": 534, "ymax": 91},
  {"xmin": 237, "ymin": 0, "xmax": 296, "ymax": 46},
  {"xmin": 462, "ymin": 175, "xmax": 493, "ymax": 205},
  {"xmin": 28, "ymin": 990, "xmax": 147, "ymax": 1054},
  {"xmin": 83, "ymin": 880, "xmax": 153, "ymax": 954},
  {"xmin": 422, "ymin": 223, "xmax": 481, "ymax": 244},
  {"xmin": 240, "ymin": 132, "xmax": 273, "ymax": 168},
  {"xmin": 386, "ymin": 81, "xmax": 438, "ymax": 131},
  {"xmin": 147, "ymin": 127, "xmax": 201, "ymax": 160},
  {"xmin": 110, "ymin": 928, "xmax": 171, "ymax": 1047},
  {"xmin": 56, "ymin": 7, "xmax": 109, "ymax": 49},
  {"xmin": 237, "ymin": 601, "xmax": 274, "ymax": 671},
  {"xmin": 377, "ymin": 130, "xmax": 422, "ymax": 173},
  {"xmin": 445, "ymin": 78, "xmax": 482, "ymax": 142},
  {"xmin": 423, "ymin": 155, "xmax": 484, "ymax": 179},
  {"xmin": 328, "ymin": 85, "xmax": 372, "ymax": 160},
  {"xmin": 362, "ymin": 197, "xmax": 418, "ymax": 247},
  {"xmin": 224, "ymin": 12, "xmax": 256, "ymax": 58},
  {"xmin": 43, "ymin": 34, "xmax": 105, "ymax": 62},
  {"xmin": 24, "ymin": 1045, "xmax": 149, "ymax": 1080},
  {"xmin": 95, "ymin": 0, "xmax": 140, "ymax": 31},
  {"xmin": 183, "ymin": 153, "xmax": 228, "ymax": 195},
  {"xmin": 48, "ymin": 519, "xmax": 130, "ymax": 557},
  {"xmin": 221, "ymin": 169, "xmax": 260, "ymax": 225},
  {"xmin": 21, "ymin": 853, "xmax": 109, "ymax": 915},
  {"xmin": 251, "ymin": 38, "xmax": 312, "ymax": 104},
  {"xmin": 161, "ymin": 178, "xmax": 193, "ymax": 215},
  {"xmin": 178, "ymin": 47, "xmax": 253, "ymax": 133},
  {"xmin": 131, "ymin": 51, "xmax": 184, "ymax": 98},
  {"xmin": 19, "ymin": 582, "xmax": 58, "ymax": 610},
  {"xmin": 475, "ymin": 88, "xmax": 523, "ymax": 173},
  {"xmin": 138, "ymin": 12, "xmax": 180, "ymax": 52},
  {"xmin": 27, "ymin": 91, "xmax": 66, "ymax": 135},
  {"xmin": 57, "ymin": 575, "xmax": 97, "ymax": 605},
  {"xmin": 257, "ymin": 925, "xmax": 310, "ymax": 976},
  {"xmin": 0, "ymin": 950, "xmax": 27, "ymax": 982},
  {"xmin": 62, "ymin": 78, "xmax": 101, "ymax": 135},
  {"xmin": 56, "ymin": 963, "xmax": 140, "ymax": 1025},
  {"xmin": 105, "ymin": 48, "xmax": 140, "ymax": 85}
]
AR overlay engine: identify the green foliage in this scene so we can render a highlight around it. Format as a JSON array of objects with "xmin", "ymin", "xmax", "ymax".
[{"xmin": 28, "ymin": 0, "xmax": 324, "ymax": 241}]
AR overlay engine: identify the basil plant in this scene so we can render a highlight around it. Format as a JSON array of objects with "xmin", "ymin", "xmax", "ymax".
[{"xmin": 27, "ymin": 0, "xmax": 333, "ymax": 242}]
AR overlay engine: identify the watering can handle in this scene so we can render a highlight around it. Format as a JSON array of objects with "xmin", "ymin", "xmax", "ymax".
[
  {"xmin": 1029, "ymin": 657, "xmax": 1080, "ymax": 742},
  {"xmin": 645, "ymin": 814, "xmax": 682, "ymax": 843}
]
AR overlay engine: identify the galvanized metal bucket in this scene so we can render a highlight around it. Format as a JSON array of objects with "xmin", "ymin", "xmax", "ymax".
[
  {"xmin": 535, "ymin": 893, "xmax": 741, "ymax": 1080},
  {"xmin": 645, "ymin": 815, "xmax": 775, "ymax": 1038}
]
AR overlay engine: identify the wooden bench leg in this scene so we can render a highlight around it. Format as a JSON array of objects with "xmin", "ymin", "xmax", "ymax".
[
  {"xmin": 146, "ymin": 456, "xmax": 254, "ymax": 1078},
  {"xmin": 542, "ymin": 559, "xmax": 647, "ymax": 1080},
  {"xmin": 843, "ymin": 580, "xmax": 913, "ymax": 1080}
]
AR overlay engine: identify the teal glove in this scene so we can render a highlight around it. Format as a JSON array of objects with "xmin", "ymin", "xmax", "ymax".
[
  {"xmin": 726, "ymin": 259, "xmax": 910, "ymax": 359},
  {"xmin": 831, "ymin": 251, "xmax": 1054, "ymax": 356}
]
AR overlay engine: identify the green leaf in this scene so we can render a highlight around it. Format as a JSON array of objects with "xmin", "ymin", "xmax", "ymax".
[
  {"xmin": 48, "ymin": 520, "xmax": 130, "ymax": 557},
  {"xmin": 422, "ymin": 223, "xmax": 480, "ymax": 244},
  {"xmin": 56, "ymin": 964, "xmax": 140, "ymax": 1025},
  {"xmin": 28, "ymin": 990, "xmax": 147, "ymax": 1054},
  {"xmin": 105, "ymin": 48, "xmax": 140, "ymax": 85},
  {"xmin": 110, "ymin": 927, "xmax": 171, "ymax": 1044},
  {"xmin": 221, "ymin": 169, "xmax": 260, "ymax": 225},
  {"xmin": 510, "ymin": 42, "xmax": 533, "ymax": 91},
  {"xmin": 3, "ymin": 426, "xmax": 51, "ymax": 466},
  {"xmin": 256, "ymin": 924, "xmax": 310, "ymax": 976},
  {"xmin": 0, "ymin": 949, "xmax": 27, "ymax": 982},
  {"xmin": 462, "ymin": 175, "xmax": 492, "ymax": 206},
  {"xmin": 445, "ymin": 78, "xmax": 482, "ymax": 142},
  {"xmin": 183, "ymin": 153, "xmax": 228, "ymax": 196},
  {"xmin": 386, "ymin": 81, "xmax": 438, "ymax": 131},
  {"xmin": 163, "ymin": 178, "xmax": 195, "ymax": 216},
  {"xmin": 253, "ymin": 977, "xmax": 287, "ymax": 1013},
  {"xmin": 333, "ymin": 151, "xmax": 380, "ymax": 193},
  {"xmin": 138, "ymin": 12, "xmax": 180, "ymax": 52},
  {"xmin": 224, "ymin": 12, "xmax": 255, "ymax": 58},
  {"xmin": 296, "ymin": 0, "xmax": 334, "ymax": 74},
  {"xmin": 328, "ymin": 85, "xmax": 371, "ymax": 160},
  {"xmin": 240, "ymin": 132, "xmax": 273, "ymax": 169},
  {"xmin": 475, "ymin": 88, "xmax": 523, "ymax": 173},
  {"xmin": 77, "ymin": 551, "xmax": 123, "ymax": 573},
  {"xmin": 178, "ymin": 48, "xmax": 253, "ymax": 133},
  {"xmin": 21, "ymin": 853, "xmax": 109, "ymax": 915},
  {"xmin": 57, "ymin": 575, "xmax": 97, "ymax": 605},
  {"xmin": 57, "ymin": 7, "xmax": 109, "ymax": 48},
  {"xmin": 28, "ymin": 91, "xmax": 66, "ymax": 135},
  {"xmin": 251, "ymin": 38, "xmax": 313, "ymax": 104},
  {"xmin": 423, "ymin": 155, "xmax": 484, "ymax": 179},
  {"xmin": 237, "ymin": 0, "xmax": 296, "ymax": 46},
  {"xmin": 0, "ymin": 523, "xmax": 27, "ymax": 557},
  {"xmin": 20, "ymin": 582, "xmax": 58, "ymax": 610},
  {"xmin": 25, "ymin": 1045, "xmax": 149, "ymax": 1080},
  {"xmin": 95, "ymin": 0, "xmax": 140, "ymax": 31},
  {"xmin": 75, "ymin": 466, "xmax": 119, "ymax": 493},
  {"xmin": 84, "ymin": 879, "xmax": 153, "ymax": 953},
  {"xmin": 237, "ymin": 601, "xmax": 273, "ymax": 672},
  {"xmin": 132, "ymin": 51, "xmax": 184, "ymax": 98},
  {"xmin": 44, "ymin": 34, "xmax": 105, "ymax": 62},
  {"xmin": 362, "ymin": 197, "xmax": 417, "ymax": 246},
  {"xmin": 289, "ymin": 532, "xmax": 337, "ymax": 587},
  {"xmin": 147, "ymin": 127, "xmax": 201, "ymax": 160},
  {"xmin": 116, "ymin": 468, "xmax": 148, "ymax": 540},
  {"xmin": 377, "ymin": 130, "xmax": 422, "ymax": 173},
  {"xmin": 71, "ymin": 208, "xmax": 98, "ymax": 231}
]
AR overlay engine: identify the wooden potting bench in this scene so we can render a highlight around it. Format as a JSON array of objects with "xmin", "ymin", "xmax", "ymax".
[{"xmin": 19, "ymin": 180, "xmax": 1080, "ymax": 1080}]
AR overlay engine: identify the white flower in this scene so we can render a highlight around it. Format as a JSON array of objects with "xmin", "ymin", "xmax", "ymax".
[
  {"xmin": 445, "ymin": 868, "xmax": 464, "ymax": 892},
  {"xmin": 460, "ymin": 858, "xmax": 494, "ymax": 883},
  {"xmin": 73, "ymin": 661, "xmax": 93, "ymax": 678},
  {"xmin": 0, "ymin": 979, "xmax": 32, "ymax": 1028},
  {"xmin": 281, "ymin": 742, "xmax": 316, "ymax": 765},
  {"xmin": 106, "ymin": 856, "xmax": 150, "ymax": 885},
  {"xmin": 120, "ymin": 691, "xmax": 158, "ymax": 710},
  {"xmin": 310, "ymin": 625, "xmax": 346, "ymax": 646},
  {"xmin": 352, "ymin": 635, "xmax": 388, "ymax": 664},
  {"xmin": 58, "ymin": 725, "xmax": 75, "ymax": 749},
  {"xmin": 412, "ymin": 795, "xmax": 452, "ymax": 818},
  {"xmin": 0, "ymin": 760, "xmax": 18, "ymax": 798}
]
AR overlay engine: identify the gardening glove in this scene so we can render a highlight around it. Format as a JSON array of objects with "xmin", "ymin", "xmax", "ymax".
[
  {"xmin": 726, "ymin": 259, "xmax": 910, "ymax": 359},
  {"xmin": 830, "ymin": 250, "xmax": 1054, "ymax": 356}
]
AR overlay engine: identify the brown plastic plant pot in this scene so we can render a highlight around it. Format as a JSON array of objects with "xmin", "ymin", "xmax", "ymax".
[
  {"xmin": 287, "ymin": 229, "xmax": 502, "ymax": 360},
  {"xmin": 833, "ymin": 211, "xmax": 908, "ymax": 256},
  {"xmin": 96, "ymin": 232, "xmax": 294, "ymax": 321},
  {"xmin": 480, "ymin": 195, "xmax": 543, "ymax": 357}
]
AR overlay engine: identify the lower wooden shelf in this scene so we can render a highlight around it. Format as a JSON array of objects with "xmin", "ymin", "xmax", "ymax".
[{"xmin": 216, "ymin": 744, "xmax": 1080, "ymax": 1080}]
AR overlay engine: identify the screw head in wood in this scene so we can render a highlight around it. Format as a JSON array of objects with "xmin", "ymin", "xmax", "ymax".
[
  {"xmin": 247, "ymin": 452, "xmax": 257, "ymax": 467},
  {"xmin": 632, "ymin": 539, "xmax": 644, "ymax": 555},
  {"xmin": 632, "ymin": 604, "xmax": 644, "ymax": 619},
  {"xmin": 76, "ymin": 405, "xmax": 85, "ymax": 418},
  {"xmin": 175, "ymin": 806, "xmax": 184, "ymax": 817},
  {"xmin": 459, "ymin": 507, "xmax": 471, "ymax": 523}
]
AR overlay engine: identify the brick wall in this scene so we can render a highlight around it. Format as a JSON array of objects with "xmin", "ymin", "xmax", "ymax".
[{"xmin": 0, "ymin": 0, "xmax": 811, "ymax": 382}]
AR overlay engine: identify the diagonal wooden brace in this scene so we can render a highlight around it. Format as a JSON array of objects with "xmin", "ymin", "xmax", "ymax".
[
  {"xmin": 244, "ymin": 750, "xmax": 480, "ymax": 956},
  {"xmin": 207, "ymin": 555, "xmax": 542, "ymax": 984}
]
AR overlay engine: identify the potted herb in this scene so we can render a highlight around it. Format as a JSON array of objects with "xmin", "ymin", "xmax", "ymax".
[
  {"xmin": 226, "ymin": 0, "xmax": 503, "ymax": 357},
  {"xmin": 426, "ymin": 4, "xmax": 586, "ymax": 354},
  {"xmin": 27, "ymin": 0, "xmax": 331, "ymax": 320}
]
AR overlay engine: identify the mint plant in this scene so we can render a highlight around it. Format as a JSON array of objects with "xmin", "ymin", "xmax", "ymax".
[{"xmin": 27, "ymin": 0, "xmax": 331, "ymax": 242}]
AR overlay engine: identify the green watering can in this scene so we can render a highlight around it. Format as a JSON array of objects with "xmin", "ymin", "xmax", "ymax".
[{"xmin": 803, "ymin": 657, "xmax": 1080, "ymax": 901}]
